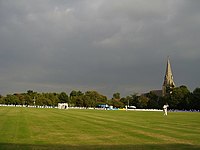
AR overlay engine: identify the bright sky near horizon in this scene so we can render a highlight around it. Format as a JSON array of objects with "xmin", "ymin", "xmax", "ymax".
[{"xmin": 0, "ymin": 0, "xmax": 200, "ymax": 97}]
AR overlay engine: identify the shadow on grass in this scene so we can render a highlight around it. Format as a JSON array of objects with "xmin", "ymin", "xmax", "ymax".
[{"xmin": 0, "ymin": 143, "xmax": 199, "ymax": 150}]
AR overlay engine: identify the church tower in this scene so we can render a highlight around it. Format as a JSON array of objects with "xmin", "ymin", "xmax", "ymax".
[{"xmin": 162, "ymin": 57, "xmax": 175, "ymax": 96}]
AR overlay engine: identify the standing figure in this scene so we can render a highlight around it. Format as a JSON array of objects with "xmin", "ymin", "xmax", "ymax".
[{"xmin": 163, "ymin": 104, "xmax": 169, "ymax": 116}]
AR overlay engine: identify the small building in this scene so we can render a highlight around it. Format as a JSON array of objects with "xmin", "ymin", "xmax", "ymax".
[{"xmin": 58, "ymin": 103, "xmax": 68, "ymax": 109}]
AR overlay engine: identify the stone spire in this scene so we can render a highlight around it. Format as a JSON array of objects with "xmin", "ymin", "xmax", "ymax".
[{"xmin": 162, "ymin": 57, "xmax": 175, "ymax": 96}]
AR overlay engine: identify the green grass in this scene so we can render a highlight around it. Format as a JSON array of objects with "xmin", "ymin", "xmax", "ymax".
[{"xmin": 0, "ymin": 107, "xmax": 199, "ymax": 150}]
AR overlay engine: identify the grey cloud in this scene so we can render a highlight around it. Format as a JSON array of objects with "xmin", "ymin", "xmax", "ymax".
[{"xmin": 0, "ymin": 0, "xmax": 200, "ymax": 97}]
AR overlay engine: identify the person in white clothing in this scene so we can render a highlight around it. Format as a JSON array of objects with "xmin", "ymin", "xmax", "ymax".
[{"xmin": 163, "ymin": 104, "xmax": 169, "ymax": 116}]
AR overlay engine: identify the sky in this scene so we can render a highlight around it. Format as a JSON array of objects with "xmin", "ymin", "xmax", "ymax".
[{"xmin": 0, "ymin": 0, "xmax": 200, "ymax": 98}]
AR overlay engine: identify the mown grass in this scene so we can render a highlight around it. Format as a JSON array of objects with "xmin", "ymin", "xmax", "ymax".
[{"xmin": 0, "ymin": 107, "xmax": 199, "ymax": 150}]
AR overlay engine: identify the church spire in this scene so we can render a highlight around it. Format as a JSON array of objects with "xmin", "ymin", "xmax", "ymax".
[{"xmin": 162, "ymin": 57, "xmax": 175, "ymax": 96}]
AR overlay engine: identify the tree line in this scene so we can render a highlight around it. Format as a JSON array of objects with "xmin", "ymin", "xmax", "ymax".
[{"xmin": 0, "ymin": 86, "xmax": 200, "ymax": 110}]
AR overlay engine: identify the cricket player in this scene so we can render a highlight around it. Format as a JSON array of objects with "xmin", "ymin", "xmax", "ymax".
[{"xmin": 163, "ymin": 104, "xmax": 169, "ymax": 116}]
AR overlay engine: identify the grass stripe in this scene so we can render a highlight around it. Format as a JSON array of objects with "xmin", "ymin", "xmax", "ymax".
[{"xmin": 0, "ymin": 107, "xmax": 199, "ymax": 150}]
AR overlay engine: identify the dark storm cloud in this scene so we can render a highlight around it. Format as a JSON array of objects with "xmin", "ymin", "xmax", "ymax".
[{"xmin": 0, "ymin": 0, "xmax": 200, "ymax": 97}]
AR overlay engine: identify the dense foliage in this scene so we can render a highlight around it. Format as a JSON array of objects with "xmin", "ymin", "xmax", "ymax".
[{"xmin": 0, "ymin": 86, "xmax": 200, "ymax": 110}]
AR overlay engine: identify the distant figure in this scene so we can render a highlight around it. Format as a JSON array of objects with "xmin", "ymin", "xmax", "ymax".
[{"xmin": 163, "ymin": 104, "xmax": 169, "ymax": 116}]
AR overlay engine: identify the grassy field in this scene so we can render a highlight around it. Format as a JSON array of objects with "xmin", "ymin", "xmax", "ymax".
[{"xmin": 0, "ymin": 107, "xmax": 199, "ymax": 150}]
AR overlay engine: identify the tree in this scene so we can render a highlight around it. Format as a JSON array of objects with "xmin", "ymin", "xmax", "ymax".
[
  {"xmin": 83, "ymin": 91, "xmax": 107, "ymax": 108},
  {"xmin": 83, "ymin": 94, "xmax": 93, "ymax": 108},
  {"xmin": 69, "ymin": 90, "xmax": 84, "ymax": 107},
  {"xmin": 120, "ymin": 97, "xmax": 128, "ymax": 106},
  {"xmin": 14, "ymin": 93, "xmax": 26, "ymax": 105},
  {"xmin": 191, "ymin": 88, "xmax": 200, "ymax": 110},
  {"xmin": 70, "ymin": 90, "xmax": 77, "ymax": 97},
  {"xmin": 27, "ymin": 90, "xmax": 37, "ymax": 98},
  {"xmin": 0, "ymin": 95, "xmax": 4, "ymax": 104},
  {"xmin": 146, "ymin": 92, "xmax": 159, "ymax": 109},
  {"xmin": 49, "ymin": 93, "xmax": 60, "ymax": 107},
  {"xmin": 75, "ymin": 96, "xmax": 84, "ymax": 107},
  {"xmin": 4, "ymin": 94, "xmax": 19, "ymax": 105},
  {"xmin": 58, "ymin": 92, "xmax": 69, "ymax": 103},
  {"xmin": 24, "ymin": 95, "xmax": 33, "ymax": 106},
  {"xmin": 113, "ymin": 92, "xmax": 120, "ymax": 100},
  {"xmin": 169, "ymin": 85, "xmax": 190, "ymax": 109},
  {"xmin": 129, "ymin": 94, "xmax": 139, "ymax": 108},
  {"xmin": 138, "ymin": 95, "xmax": 149, "ymax": 108},
  {"xmin": 158, "ymin": 96, "xmax": 167, "ymax": 109},
  {"xmin": 110, "ymin": 99, "xmax": 124, "ymax": 108}
]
